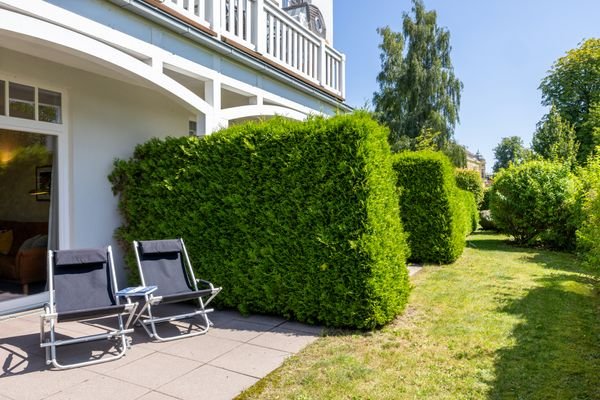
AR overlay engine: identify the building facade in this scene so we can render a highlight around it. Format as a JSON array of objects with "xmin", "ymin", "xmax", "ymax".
[{"xmin": 0, "ymin": 0, "xmax": 348, "ymax": 314}]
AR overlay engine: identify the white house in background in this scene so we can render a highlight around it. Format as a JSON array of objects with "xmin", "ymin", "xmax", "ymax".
[{"xmin": 0, "ymin": 0, "xmax": 349, "ymax": 314}]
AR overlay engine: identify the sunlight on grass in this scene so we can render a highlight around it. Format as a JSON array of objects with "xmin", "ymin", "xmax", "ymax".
[{"xmin": 237, "ymin": 233, "xmax": 600, "ymax": 400}]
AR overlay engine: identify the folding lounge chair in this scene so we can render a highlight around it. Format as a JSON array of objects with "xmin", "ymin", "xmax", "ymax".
[
  {"xmin": 40, "ymin": 246, "xmax": 137, "ymax": 369},
  {"xmin": 132, "ymin": 238, "xmax": 221, "ymax": 341}
]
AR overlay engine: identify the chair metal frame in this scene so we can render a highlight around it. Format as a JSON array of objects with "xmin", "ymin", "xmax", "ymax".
[
  {"xmin": 132, "ymin": 238, "xmax": 221, "ymax": 342},
  {"xmin": 40, "ymin": 246, "xmax": 137, "ymax": 369}
]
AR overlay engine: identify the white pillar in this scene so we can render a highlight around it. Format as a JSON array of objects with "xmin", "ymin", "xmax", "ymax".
[
  {"xmin": 254, "ymin": 0, "xmax": 265, "ymax": 53},
  {"xmin": 199, "ymin": 76, "xmax": 222, "ymax": 135}
]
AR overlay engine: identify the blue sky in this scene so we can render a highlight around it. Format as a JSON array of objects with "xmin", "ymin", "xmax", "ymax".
[{"xmin": 333, "ymin": 0, "xmax": 600, "ymax": 171}]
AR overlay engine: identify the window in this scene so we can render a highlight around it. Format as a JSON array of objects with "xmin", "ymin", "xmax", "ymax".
[
  {"xmin": 0, "ymin": 81, "xmax": 4, "ymax": 116},
  {"xmin": 188, "ymin": 120, "xmax": 197, "ymax": 136},
  {"xmin": 9, "ymin": 82, "xmax": 35, "ymax": 120},
  {"xmin": 2, "ymin": 80, "xmax": 63, "ymax": 124},
  {"xmin": 38, "ymin": 89, "xmax": 62, "ymax": 124}
]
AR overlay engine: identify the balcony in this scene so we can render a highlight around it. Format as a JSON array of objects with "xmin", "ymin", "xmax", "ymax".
[{"xmin": 149, "ymin": 0, "xmax": 345, "ymax": 99}]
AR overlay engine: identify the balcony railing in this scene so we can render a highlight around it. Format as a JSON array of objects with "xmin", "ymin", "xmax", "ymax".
[{"xmin": 159, "ymin": 0, "xmax": 345, "ymax": 98}]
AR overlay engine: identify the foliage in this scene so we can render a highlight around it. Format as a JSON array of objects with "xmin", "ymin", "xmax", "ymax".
[
  {"xmin": 481, "ymin": 187, "xmax": 492, "ymax": 210},
  {"xmin": 239, "ymin": 234, "xmax": 600, "ymax": 400},
  {"xmin": 455, "ymin": 168, "xmax": 485, "ymax": 206},
  {"xmin": 493, "ymin": 136, "xmax": 528, "ymax": 172},
  {"xmin": 539, "ymin": 38, "xmax": 600, "ymax": 164},
  {"xmin": 109, "ymin": 113, "xmax": 410, "ymax": 329},
  {"xmin": 490, "ymin": 160, "xmax": 581, "ymax": 249},
  {"xmin": 373, "ymin": 0, "xmax": 463, "ymax": 150},
  {"xmin": 479, "ymin": 210, "xmax": 497, "ymax": 231},
  {"xmin": 532, "ymin": 106, "xmax": 579, "ymax": 168},
  {"xmin": 393, "ymin": 151, "xmax": 474, "ymax": 263},
  {"xmin": 441, "ymin": 140, "xmax": 467, "ymax": 168},
  {"xmin": 576, "ymin": 151, "xmax": 600, "ymax": 267}
]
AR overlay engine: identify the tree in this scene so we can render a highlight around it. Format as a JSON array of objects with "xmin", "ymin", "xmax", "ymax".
[
  {"xmin": 373, "ymin": 0, "xmax": 463, "ymax": 150},
  {"xmin": 532, "ymin": 106, "xmax": 579, "ymax": 167},
  {"xmin": 493, "ymin": 136, "xmax": 527, "ymax": 172},
  {"xmin": 539, "ymin": 38, "xmax": 600, "ymax": 163}
]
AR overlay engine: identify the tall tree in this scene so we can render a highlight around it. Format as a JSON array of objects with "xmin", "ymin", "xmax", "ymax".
[
  {"xmin": 539, "ymin": 38, "xmax": 600, "ymax": 163},
  {"xmin": 373, "ymin": 0, "xmax": 463, "ymax": 149},
  {"xmin": 532, "ymin": 106, "xmax": 579, "ymax": 167},
  {"xmin": 493, "ymin": 136, "xmax": 527, "ymax": 173}
]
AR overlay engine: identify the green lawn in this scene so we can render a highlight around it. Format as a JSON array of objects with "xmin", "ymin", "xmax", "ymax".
[{"xmin": 238, "ymin": 233, "xmax": 600, "ymax": 399}]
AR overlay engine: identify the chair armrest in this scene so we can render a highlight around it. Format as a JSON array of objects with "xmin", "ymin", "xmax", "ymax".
[{"xmin": 16, "ymin": 248, "xmax": 47, "ymax": 283}]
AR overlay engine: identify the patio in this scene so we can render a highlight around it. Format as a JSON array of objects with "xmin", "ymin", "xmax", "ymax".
[{"xmin": 0, "ymin": 304, "xmax": 322, "ymax": 400}]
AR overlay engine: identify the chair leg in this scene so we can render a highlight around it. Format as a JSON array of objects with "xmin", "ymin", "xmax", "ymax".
[{"xmin": 22, "ymin": 283, "xmax": 29, "ymax": 295}]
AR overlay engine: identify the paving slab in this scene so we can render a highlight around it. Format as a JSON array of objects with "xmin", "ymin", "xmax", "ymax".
[
  {"xmin": 248, "ymin": 327, "xmax": 319, "ymax": 353},
  {"xmin": 0, "ymin": 307, "xmax": 322, "ymax": 400},
  {"xmin": 210, "ymin": 343, "xmax": 290, "ymax": 378},
  {"xmin": 158, "ymin": 364, "xmax": 258, "ymax": 400},
  {"xmin": 45, "ymin": 374, "xmax": 148, "ymax": 400},
  {"xmin": 106, "ymin": 351, "xmax": 202, "ymax": 390}
]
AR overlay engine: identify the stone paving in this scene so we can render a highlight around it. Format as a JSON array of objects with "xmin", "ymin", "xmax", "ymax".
[
  {"xmin": 0, "ymin": 304, "xmax": 322, "ymax": 400},
  {"xmin": 0, "ymin": 267, "xmax": 423, "ymax": 400}
]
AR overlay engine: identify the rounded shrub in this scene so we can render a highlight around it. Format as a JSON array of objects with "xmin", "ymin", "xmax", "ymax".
[
  {"xmin": 455, "ymin": 169, "xmax": 485, "ymax": 207},
  {"xmin": 490, "ymin": 160, "xmax": 581, "ymax": 249},
  {"xmin": 110, "ymin": 112, "xmax": 410, "ymax": 329}
]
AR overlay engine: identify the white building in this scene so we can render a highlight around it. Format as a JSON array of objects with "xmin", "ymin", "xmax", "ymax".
[{"xmin": 0, "ymin": 0, "xmax": 348, "ymax": 314}]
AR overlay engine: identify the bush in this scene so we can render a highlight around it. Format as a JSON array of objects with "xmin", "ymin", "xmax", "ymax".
[
  {"xmin": 455, "ymin": 169, "xmax": 485, "ymax": 207},
  {"xmin": 393, "ymin": 151, "xmax": 472, "ymax": 264},
  {"xmin": 490, "ymin": 160, "xmax": 581, "ymax": 249},
  {"xmin": 480, "ymin": 187, "xmax": 492, "ymax": 210},
  {"xmin": 109, "ymin": 113, "xmax": 410, "ymax": 329},
  {"xmin": 577, "ymin": 152, "xmax": 600, "ymax": 267},
  {"xmin": 479, "ymin": 210, "xmax": 497, "ymax": 231}
]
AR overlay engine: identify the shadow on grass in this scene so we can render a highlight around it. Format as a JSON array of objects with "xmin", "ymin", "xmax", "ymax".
[{"xmin": 489, "ymin": 273, "xmax": 600, "ymax": 399}]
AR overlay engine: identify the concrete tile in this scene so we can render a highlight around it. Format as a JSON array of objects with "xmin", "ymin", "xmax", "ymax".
[
  {"xmin": 84, "ymin": 343, "xmax": 155, "ymax": 374},
  {"xmin": 0, "ymin": 394, "xmax": 14, "ymax": 400},
  {"xmin": 159, "ymin": 364, "xmax": 257, "ymax": 400},
  {"xmin": 0, "ymin": 341, "xmax": 45, "ymax": 377},
  {"xmin": 232, "ymin": 313, "xmax": 286, "ymax": 328},
  {"xmin": 159, "ymin": 333, "xmax": 240, "ymax": 363},
  {"xmin": 278, "ymin": 321, "xmax": 324, "ymax": 336},
  {"xmin": 134, "ymin": 391, "xmax": 179, "ymax": 400},
  {"xmin": 248, "ymin": 327, "xmax": 318, "ymax": 353},
  {"xmin": 210, "ymin": 343, "xmax": 289, "ymax": 378},
  {"xmin": 0, "ymin": 363, "xmax": 96, "ymax": 400},
  {"xmin": 106, "ymin": 352, "xmax": 201, "ymax": 390},
  {"xmin": 45, "ymin": 374, "xmax": 147, "ymax": 400},
  {"xmin": 0, "ymin": 317, "xmax": 39, "ymax": 339},
  {"xmin": 208, "ymin": 319, "xmax": 271, "ymax": 343}
]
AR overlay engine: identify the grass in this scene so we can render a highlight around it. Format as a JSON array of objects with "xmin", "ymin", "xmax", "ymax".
[{"xmin": 237, "ymin": 232, "xmax": 600, "ymax": 399}]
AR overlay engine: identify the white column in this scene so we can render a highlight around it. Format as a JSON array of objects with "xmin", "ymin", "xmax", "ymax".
[
  {"xmin": 209, "ymin": 0, "xmax": 221, "ymax": 34},
  {"xmin": 318, "ymin": 39, "xmax": 326, "ymax": 87},
  {"xmin": 254, "ymin": 0, "xmax": 265, "ymax": 53},
  {"xmin": 340, "ymin": 53, "xmax": 346, "ymax": 98},
  {"xmin": 199, "ymin": 76, "xmax": 222, "ymax": 135}
]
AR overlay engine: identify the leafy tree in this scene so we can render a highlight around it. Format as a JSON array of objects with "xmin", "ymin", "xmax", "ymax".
[
  {"xmin": 373, "ymin": 0, "xmax": 463, "ymax": 149},
  {"xmin": 532, "ymin": 106, "xmax": 579, "ymax": 167},
  {"xmin": 442, "ymin": 140, "xmax": 467, "ymax": 168},
  {"xmin": 493, "ymin": 136, "xmax": 527, "ymax": 173},
  {"xmin": 539, "ymin": 38, "xmax": 600, "ymax": 163}
]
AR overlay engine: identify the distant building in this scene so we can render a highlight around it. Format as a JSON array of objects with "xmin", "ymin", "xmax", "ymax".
[{"xmin": 466, "ymin": 150, "xmax": 486, "ymax": 180}]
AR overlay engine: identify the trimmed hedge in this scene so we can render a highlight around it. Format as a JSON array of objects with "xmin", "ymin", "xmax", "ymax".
[
  {"xmin": 393, "ymin": 151, "xmax": 475, "ymax": 264},
  {"xmin": 490, "ymin": 160, "xmax": 581, "ymax": 249},
  {"xmin": 455, "ymin": 168, "xmax": 485, "ymax": 207},
  {"xmin": 110, "ymin": 113, "xmax": 410, "ymax": 329}
]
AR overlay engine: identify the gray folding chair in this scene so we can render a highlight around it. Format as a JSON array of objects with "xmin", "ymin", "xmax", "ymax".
[
  {"xmin": 40, "ymin": 246, "xmax": 137, "ymax": 369},
  {"xmin": 132, "ymin": 238, "xmax": 221, "ymax": 342}
]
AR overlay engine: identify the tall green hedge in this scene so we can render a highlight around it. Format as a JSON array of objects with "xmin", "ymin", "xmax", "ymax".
[
  {"xmin": 393, "ymin": 151, "xmax": 474, "ymax": 264},
  {"xmin": 455, "ymin": 168, "xmax": 485, "ymax": 207},
  {"xmin": 110, "ymin": 113, "xmax": 410, "ymax": 329}
]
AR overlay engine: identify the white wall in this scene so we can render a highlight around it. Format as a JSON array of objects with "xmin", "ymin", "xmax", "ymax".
[{"xmin": 1, "ymin": 47, "xmax": 190, "ymax": 283}]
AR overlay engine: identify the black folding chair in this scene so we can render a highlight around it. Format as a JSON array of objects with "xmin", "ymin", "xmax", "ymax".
[
  {"xmin": 40, "ymin": 246, "xmax": 137, "ymax": 369},
  {"xmin": 132, "ymin": 239, "xmax": 221, "ymax": 341}
]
